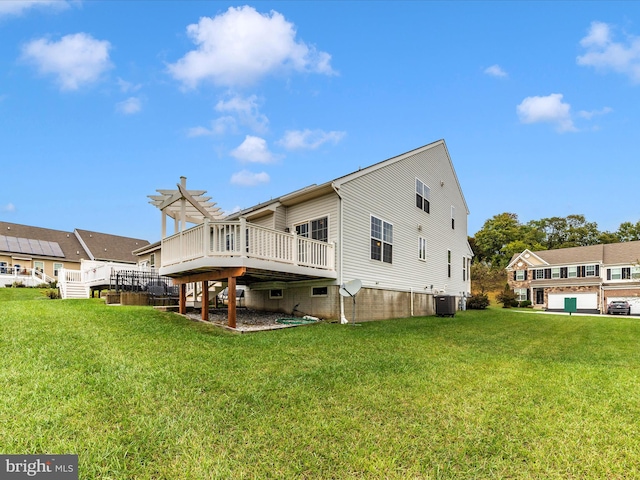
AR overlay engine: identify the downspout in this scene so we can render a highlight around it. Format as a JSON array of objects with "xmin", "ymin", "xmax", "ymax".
[
  {"xmin": 411, "ymin": 287, "xmax": 414, "ymax": 316},
  {"xmin": 332, "ymin": 182, "xmax": 348, "ymax": 324}
]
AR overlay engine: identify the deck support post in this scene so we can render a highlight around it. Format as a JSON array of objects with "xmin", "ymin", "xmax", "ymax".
[
  {"xmin": 201, "ymin": 280, "xmax": 209, "ymax": 321},
  {"xmin": 179, "ymin": 283, "xmax": 187, "ymax": 315},
  {"xmin": 228, "ymin": 276, "xmax": 237, "ymax": 329}
]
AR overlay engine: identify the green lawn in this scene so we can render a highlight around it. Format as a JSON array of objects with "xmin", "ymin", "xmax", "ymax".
[{"xmin": 1, "ymin": 290, "xmax": 640, "ymax": 479}]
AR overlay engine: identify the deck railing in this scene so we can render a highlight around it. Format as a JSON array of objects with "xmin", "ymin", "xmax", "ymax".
[
  {"xmin": 0, "ymin": 267, "xmax": 56, "ymax": 286},
  {"xmin": 161, "ymin": 219, "xmax": 335, "ymax": 271}
]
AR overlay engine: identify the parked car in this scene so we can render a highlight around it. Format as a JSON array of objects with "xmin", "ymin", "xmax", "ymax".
[{"xmin": 607, "ymin": 300, "xmax": 631, "ymax": 315}]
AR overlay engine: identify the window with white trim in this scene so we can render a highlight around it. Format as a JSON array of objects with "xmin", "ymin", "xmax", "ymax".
[
  {"xmin": 296, "ymin": 216, "xmax": 328, "ymax": 243},
  {"xmin": 462, "ymin": 257, "xmax": 467, "ymax": 281},
  {"xmin": 535, "ymin": 269, "xmax": 544, "ymax": 279},
  {"xmin": 515, "ymin": 270, "xmax": 525, "ymax": 281},
  {"xmin": 514, "ymin": 288, "xmax": 527, "ymax": 302},
  {"xmin": 551, "ymin": 267, "xmax": 560, "ymax": 279},
  {"xmin": 447, "ymin": 249, "xmax": 451, "ymax": 278},
  {"xmin": 451, "ymin": 206, "xmax": 455, "ymax": 229},
  {"xmin": 415, "ymin": 178, "xmax": 430, "ymax": 213},
  {"xmin": 150, "ymin": 253, "xmax": 156, "ymax": 268},
  {"xmin": 419, "ymin": 237, "xmax": 427, "ymax": 261},
  {"xmin": 34, "ymin": 261, "xmax": 44, "ymax": 272},
  {"xmin": 54, "ymin": 263, "xmax": 63, "ymax": 277},
  {"xmin": 610, "ymin": 267, "xmax": 622, "ymax": 280},
  {"xmin": 585, "ymin": 265, "xmax": 596, "ymax": 276},
  {"xmin": 633, "ymin": 266, "xmax": 640, "ymax": 279},
  {"xmin": 371, "ymin": 216, "xmax": 393, "ymax": 264},
  {"xmin": 568, "ymin": 266, "xmax": 577, "ymax": 278}
]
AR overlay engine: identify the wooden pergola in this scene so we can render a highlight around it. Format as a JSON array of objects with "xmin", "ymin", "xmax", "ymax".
[{"xmin": 149, "ymin": 177, "xmax": 243, "ymax": 328}]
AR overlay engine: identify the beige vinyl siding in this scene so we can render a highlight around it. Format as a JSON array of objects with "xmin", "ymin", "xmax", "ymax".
[
  {"xmin": 286, "ymin": 193, "xmax": 339, "ymax": 244},
  {"xmin": 274, "ymin": 205, "xmax": 287, "ymax": 231},
  {"xmin": 339, "ymin": 142, "xmax": 470, "ymax": 295},
  {"xmin": 249, "ymin": 214, "xmax": 275, "ymax": 230}
]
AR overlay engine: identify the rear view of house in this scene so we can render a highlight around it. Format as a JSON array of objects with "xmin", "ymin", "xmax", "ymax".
[{"xmin": 152, "ymin": 139, "xmax": 472, "ymax": 322}]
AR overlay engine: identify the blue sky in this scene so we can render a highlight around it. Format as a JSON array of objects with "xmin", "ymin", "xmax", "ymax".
[{"xmin": 1, "ymin": 1, "xmax": 640, "ymax": 242}]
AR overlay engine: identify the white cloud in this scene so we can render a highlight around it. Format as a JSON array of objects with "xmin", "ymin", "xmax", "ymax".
[
  {"xmin": 116, "ymin": 97, "xmax": 142, "ymax": 115},
  {"xmin": 21, "ymin": 33, "xmax": 112, "ymax": 91},
  {"xmin": 278, "ymin": 129, "xmax": 346, "ymax": 150},
  {"xmin": 117, "ymin": 77, "xmax": 142, "ymax": 93},
  {"xmin": 578, "ymin": 106, "xmax": 613, "ymax": 119},
  {"xmin": 0, "ymin": 0, "xmax": 71, "ymax": 17},
  {"xmin": 187, "ymin": 116, "xmax": 237, "ymax": 137},
  {"xmin": 517, "ymin": 93, "xmax": 577, "ymax": 133},
  {"xmin": 230, "ymin": 135, "xmax": 279, "ymax": 163},
  {"xmin": 1, "ymin": 203, "xmax": 16, "ymax": 212},
  {"xmin": 577, "ymin": 21, "xmax": 640, "ymax": 82},
  {"xmin": 167, "ymin": 5, "xmax": 335, "ymax": 88},
  {"xmin": 215, "ymin": 94, "xmax": 268, "ymax": 133},
  {"xmin": 484, "ymin": 64, "xmax": 507, "ymax": 78},
  {"xmin": 230, "ymin": 170, "xmax": 270, "ymax": 187}
]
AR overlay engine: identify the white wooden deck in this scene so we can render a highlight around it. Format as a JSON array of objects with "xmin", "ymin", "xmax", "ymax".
[{"xmin": 159, "ymin": 219, "xmax": 337, "ymax": 280}]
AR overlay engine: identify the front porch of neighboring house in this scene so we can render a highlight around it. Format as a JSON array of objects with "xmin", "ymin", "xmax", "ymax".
[{"xmin": 151, "ymin": 177, "xmax": 337, "ymax": 328}]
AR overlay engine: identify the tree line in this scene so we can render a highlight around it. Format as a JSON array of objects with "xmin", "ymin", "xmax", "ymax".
[{"xmin": 468, "ymin": 213, "xmax": 640, "ymax": 294}]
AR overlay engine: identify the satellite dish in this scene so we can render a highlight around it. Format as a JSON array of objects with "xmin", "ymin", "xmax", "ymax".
[
  {"xmin": 339, "ymin": 279, "xmax": 362, "ymax": 297},
  {"xmin": 339, "ymin": 279, "xmax": 362, "ymax": 325}
]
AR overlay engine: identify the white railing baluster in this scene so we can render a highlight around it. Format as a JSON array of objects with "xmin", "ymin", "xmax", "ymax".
[{"xmin": 160, "ymin": 220, "xmax": 334, "ymax": 272}]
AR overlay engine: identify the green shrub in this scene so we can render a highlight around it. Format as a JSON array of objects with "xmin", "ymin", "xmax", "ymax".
[
  {"xmin": 467, "ymin": 293, "xmax": 490, "ymax": 309},
  {"xmin": 44, "ymin": 289, "xmax": 60, "ymax": 299},
  {"xmin": 519, "ymin": 300, "xmax": 532, "ymax": 308},
  {"xmin": 11, "ymin": 281, "xmax": 26, "ymax": 288},
  {"xmin": 496, "ymin": 287, "xmax": 517, "ymax": 308}
]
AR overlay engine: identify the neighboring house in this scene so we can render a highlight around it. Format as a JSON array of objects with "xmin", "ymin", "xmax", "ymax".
[
  {"xmin": 150, "ymin": 139, "xmax": 472, "ymax": 322},
  {"xmin": 507, "ymin": 241, "xmax": 640, "ymax": 314},
  {"xmin": 0, "ymin": 221, "xmax": 150, "ymax": 294}
]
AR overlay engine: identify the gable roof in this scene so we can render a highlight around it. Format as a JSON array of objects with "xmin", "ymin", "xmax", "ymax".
[
  {"xmin": 332, "ymin": 139, "xmax": 470, "ymax": 214},
  {"xmin": 506, "ymin": 249, "xmax": 548, "ymax": 269},
  {"xmin": 75, "ymin": 229, "xmax": 150, "ymax": 264},
  {"xmin": 0, "ymin": 222, "xmax": 88, "ymax": 262},
  {"xmin": 228, "ymin": 139, "xmax": 467, "ymax": 218},
  {"xmin": 509, "ymin": 241, "xmax": 640, "ymax": 269}
]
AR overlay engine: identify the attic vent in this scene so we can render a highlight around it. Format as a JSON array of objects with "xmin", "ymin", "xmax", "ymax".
[{"xmin": 524, "ymin": 253, "xmax": 530, "ymax": 258}]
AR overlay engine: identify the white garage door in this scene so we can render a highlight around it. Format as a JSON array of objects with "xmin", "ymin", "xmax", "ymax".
[
  {"xmin": 607, "ymin": 297, "xmax": 640, "ymax": 315},
  {"xmin": 548, "ymin": 293, "xmax": 598, "ymax": 310}
]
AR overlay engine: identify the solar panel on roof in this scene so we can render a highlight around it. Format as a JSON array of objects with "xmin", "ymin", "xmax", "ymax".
[
  {"xmin": 39, "ymin": 241, "xmax": 54, "ymax": 256},
  {"xmin": 0, "ymin": 235, "xmax": 65, "ymax": 257},
  {"xmin": 28, "ymin": 239, "xmax": 44, "ymax": 255},
  {"xmin": 48, "ymin": 242, "xmax": 64, "ymax": 257},
  {"xmin": 17, "ymin": 238, "xmax": 31, "ymax": 253},
  {"xmin": 7, "ymin": 236, "xmax": 20, "ymax": 252}
]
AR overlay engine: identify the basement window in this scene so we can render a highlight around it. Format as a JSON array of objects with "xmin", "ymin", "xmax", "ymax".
[
  {"xmin": 311, "ymin": 286, "xmax": 328, "ymax": 297},
  {"xmin": 269, "ymin": 289, "xmax": 283, "ymax": 299}
]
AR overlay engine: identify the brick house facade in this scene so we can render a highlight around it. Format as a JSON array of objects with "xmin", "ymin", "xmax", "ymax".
[{"xmin": 507, "ymin": 242, "xmax": 640, "ymax": 314}]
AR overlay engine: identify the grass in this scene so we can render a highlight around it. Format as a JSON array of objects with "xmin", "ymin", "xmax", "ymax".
[{"xmin": 1, "ymin": 290, "xmax": 640, "ymax": 478}]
